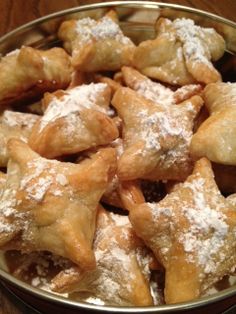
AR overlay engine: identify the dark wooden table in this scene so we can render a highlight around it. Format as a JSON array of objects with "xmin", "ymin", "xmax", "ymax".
[{"xmin": 0, "ymin": 1, "xmax": 236, "ymax": 313}]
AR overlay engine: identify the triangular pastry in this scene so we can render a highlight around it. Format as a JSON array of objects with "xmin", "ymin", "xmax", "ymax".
[
  {"xmin": 129, "ymin": 158, "xmax": 236, "ymax": 303},
  {"xmin": 112, "ymin": 87, "xmax": 203, "ymax": 181},
  {"xmin": 29, "ymin": 83, "xmax": 119, "ymax": 158},
  {"xmin": 58, "ymin": 11, "xmax": 135, "ymax": 72},
  {"xmin": 132, "ymin": 18, "xmax": 225, "ymax": 85},
  {"xmin": 0, "ymin": 139, "xmax": 116, "ymax": 271},
  {"xmin": 0, "ymin": 46, "xmax": 72, "ymax": 106},
  {"xmin": 51, "ymin": 206, "xmax": 154, "ymax": 306},
  {"xmin": 0, "ymin": 110, "xmax": 39, "ymax": 166},
  {"xmin": 190, "ymin": 82, "xmax": 236, "ymax": 164}
]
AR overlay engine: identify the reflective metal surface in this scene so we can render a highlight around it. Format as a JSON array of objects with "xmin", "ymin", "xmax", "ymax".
[{"xmin": 0, "ymin": 1, "xmax": 235, "ymax": 313}]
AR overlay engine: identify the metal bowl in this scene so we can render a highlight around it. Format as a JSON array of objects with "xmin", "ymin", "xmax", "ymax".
[{"xmin": 0, "ymin": 1, "xmax": 236, "ymax": 313}]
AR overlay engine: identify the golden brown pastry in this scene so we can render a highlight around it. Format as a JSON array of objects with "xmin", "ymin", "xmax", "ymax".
[
  {"xmin": 190, "ymin": 82, "xmax": 236, "ymax": 164},
  {"xmin": 0, "ymin": 171, "xmax": 6, "ymax": 189},
  {"xmin": 28, "ymin": 83, "xmax": 119, "ymax": 158},
  {"xmin": 58, "ymin": 11, "xmax": 135, "ymax": 72},
  {"xmin": 102, "ymin": 139, "xmax": 144, "ymax": 210},
  {"xmin": 51, "ymin": 206, "xmax": 154, "ymax": 306},
  {"xmin": 202, "ymin": 82, "xmax": 236, "ymax": 115},
  {"xmin": 129, "ymin": 158, "xmax": 236, "ymax": 304},
  {"xmin": 0, "ymin": 110, "xmax": 39, "ymax": 166},
  {"xmin": 132, "ymin": 17, "xmax": 225, "ymax": 85},
  {"xmin": 226, "ymin": 194, "xmax": 236, "ymax": 208},
  {"xmin": 121, "ymin": 66, "xmax": 202, "ymax": 106},
  {"xmin": 101, "ymin": 139, "xmax": 124, "ymax": 208},
  {"xmin": 118, "ymin": 180, "xmax": 145, "ymax": 212},
  {"xmin": 113, "ymin": 71, "xmax": 124, "ymax": 85},
  {"xmin": 112, "ymin": 87, "xmax": 203, "ymax": 181},
  {"xmin": 68, "ymin": 70, "xmax": 91, "ymax": 89},
  {"xmin": 94, "ymin": 74, "xmax": 122, "ymax": 95},
  {"xmin": 0, "ymin": 46, "xmax": 72, "ymax": 106},
  {"xmin": 0, "ymin": 139, "xmax": 116, "ymax": 271}
]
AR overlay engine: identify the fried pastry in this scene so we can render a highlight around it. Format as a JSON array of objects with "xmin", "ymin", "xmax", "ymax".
[
  {"xmin": 29, "ymin": 83, "xmax": 119, "ymax": 158},
  {"xmin": 227, "ymin": 194, "xmax": 236, "ymax": 207},
  {"xmin": 132, "ymin": 18, "xmax": 225, "ymax": 85},
  {"xmin": 0, "ymin": 110, "xmax": 39, "ymax": 166},
  {"xmin": 190, "ymin": 82, "xmax": 236, "ymax": 164},
  {"xmin": 103, "ymin": 176, "xmax": 144, "ymax": 211},
  {"xmin": 112, "ymin": 87, "xmax": 203, "ymax": 181},
  {"xmin": 68, "ymin": 71, "xmax": 91, "ymax": 89},
  {"xmin": 94, "ymin": 74, "xmax": 122, "ymax": 95},
  {"xmin": 84, "ymin": 139, "xmax": 124, "ymax": 209},
  {"xmin": 129, "ymin": 158, "xmax": 236, "ymax": 304},
  {"xmin": 0, "ymin": 139, "xmax": 116, "ymax": 270},
  {"xmin": 52, "ymin": 206, "xmax": 154, "ymax": 306},
  {"xmin": 0, "ymin": 171, "xmax": 6, "ymax": 189},
  {"xmin": 113, "ymin": 71, "xmax": 124, "ymax": 85},
  {"xmin": 102, "ymin": 139, "xmax": 144, "ymax": 210},
  {"xmin": 118, "ymin": 180, "xmax": 145, "ymax": 212},
  {"xmin": 202, "ymin": 82, "xmax": 236, "ymax": 114},
  {"xmin": 0, "ymin": 47, "xmax": 72, "ymax": 106},
  {"xmin": 58, "ymin": 11, "xmax": 135, "ymax": 72},
  {"xmin": 121, "ymin": 66, "xmax": 202, "ymax": 106}
]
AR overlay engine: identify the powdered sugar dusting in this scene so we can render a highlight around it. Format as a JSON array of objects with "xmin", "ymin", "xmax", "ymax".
[
  {"xmin": 173, "ymin": 18, "xmax": 213, "ymax": 67},
  {"xmin": 76, "ymin": 16, "xmax": 132, "ymax": 45},
  {"xmin": 180, "ymin": 177, "xmax": 228, "ymax": 272},
  {"xmin": 109, "ymin": 212, "xmax": 129, "ymax": 226},
  {"xmin": 0, "ymin": 156, "xmax": 72, "ymax": 237},
  {"xmin": 40, "ymin": 83, "xmax": 109, "ymax": 132},
  {"xmin": 134, "ymin": 78, "xmax": 174, "ymax": 107},
  {"xmin": 56, "ymin": 174, "xmax": 68, "ymax": 186},
  {"xmin": 19, "ymin": 158, "xmax": 70, "ymax": 202},
  {"xmin": 24, "ymin": 176, "xmax": 53, "ymax": 202},
  {"xmin": 5, "ymin": 49, "xmax": 20, "ymax": 58},
  {"xmin": 173, "ymin": 84, "xmax": 202, "ymax": 103},
  {"xmin": 137, "ymin": 105, "xmax": 193, "ymax": 153},
  {"xmin": 0, "ymin": 187, "xmax": 28, "ymax": 235},
  {"xmin": 54, "ymin": 211, "xmax": 153, "ymax": 305},
  {"xmin": 90, "ymin": 212, "xmax": 152, "ymax": 305},
  {"xmin": 1, "ymin": 111, "xmax": 38, "ymax": 129},
  {"xmin": 149, "ymin": 173, "xmax": 229, "ymax": 274}
]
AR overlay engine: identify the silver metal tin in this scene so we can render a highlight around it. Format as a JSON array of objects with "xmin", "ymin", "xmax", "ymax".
[{"xmin": 0, "ymin": 2, "xmax": 235, "ymax": 313}]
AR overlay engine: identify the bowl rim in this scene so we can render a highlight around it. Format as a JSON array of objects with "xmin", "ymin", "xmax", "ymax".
[
  {"xmin": 0, "ymin": 0, "xmax": 236, "ymax": 45},
  {"xmin": 0, "ymin": 1, "xmax": 236, "ymax": 312}
]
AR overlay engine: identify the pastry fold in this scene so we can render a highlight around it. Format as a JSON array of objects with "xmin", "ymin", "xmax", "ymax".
[
  {"xmin": 190, "ymin": 82, "xmax": 236, "ymax": 165},
  {"xmin": 0, "ymin": 110, "xmax": 39, "ymax": 166},
  {"xmin": 0, "ymin": 139, "xmax": 116, "ymax": 271},
  {"xmin": 29, "ymin": 83, "xmax": 119, "ymax": 158},
  {"xmin": 112, "ymin": 87, "xmax": 203, "ymax": 181},
  {"xmin": 0, "ymin": 47, "xmax": 72, "ymax": 106},
  {"xmin": 52, "ymin": 206, "xmax": 154, "ymax": 306},
  {"xmin": 129, "ymin": 158, "xmax": 236, "ymax": 304},
  {"xmin": 132, "ymin": 17, "xmax": 225, "ymax": 85},
  {"xmin": 58, "ymin": 11, "xmax": 135, "ymax": 72}
]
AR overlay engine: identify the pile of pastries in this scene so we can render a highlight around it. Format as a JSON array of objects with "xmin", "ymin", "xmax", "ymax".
[{"xmin": 0, "ymin": 8, "xmax": 236, "ymax": 307}]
